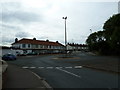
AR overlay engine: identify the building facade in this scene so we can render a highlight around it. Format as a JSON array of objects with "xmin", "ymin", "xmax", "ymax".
[
  {"xmin": 11, "ymin": 38, "xmax": 65, "ymax": 54},
  {"xmin": 67, "ymin": 43, "xmax": 88, "ymax": 51}
]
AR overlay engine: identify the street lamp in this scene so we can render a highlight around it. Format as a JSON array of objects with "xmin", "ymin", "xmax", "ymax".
[
  {"xmin": 62, "ymin": 16, "xmax": 67, "ymax": 52},
  {"xmin": 90, "ymin": 29, "xmax": 92, "ymax": 34}
]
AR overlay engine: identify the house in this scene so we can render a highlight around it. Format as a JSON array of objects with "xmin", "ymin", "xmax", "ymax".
[
  {"xmin": 67, "ymin": 43, "xmax": 88, "ymax": 51},
  {"xmin": 11, "ymin": 38, "xmax": 65, "ymax": 54}
]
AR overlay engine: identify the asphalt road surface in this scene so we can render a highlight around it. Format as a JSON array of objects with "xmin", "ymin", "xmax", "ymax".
[{"xmin": 6, "ymin": 52, "xmax": 119, "ymax": 88}]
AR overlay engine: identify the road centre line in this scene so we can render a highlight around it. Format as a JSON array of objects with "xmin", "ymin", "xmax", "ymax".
[{"xmin": 56, "ymin": 68, "xmax": 81, "ymax": 78}]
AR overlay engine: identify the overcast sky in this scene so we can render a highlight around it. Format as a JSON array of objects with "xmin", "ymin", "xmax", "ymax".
[{"xmin": 0, "ymin": 0, "xmax": 119, "ymax": 46}]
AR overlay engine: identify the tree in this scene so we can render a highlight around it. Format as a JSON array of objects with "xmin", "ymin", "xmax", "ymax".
[
  {"xmin": 103, "ymin": 14, "xmax": 120, "ymax": 55},
  {"xmin": 86, "ymin": 14, "xmax": 120, "ymax": 55}
]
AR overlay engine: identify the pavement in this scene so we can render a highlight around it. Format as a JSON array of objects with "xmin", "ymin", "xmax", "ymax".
[
  {"xmin": 2, "ymin": 62, "xmax": 52, "ymax": 90},
  {"xmin": 0, "ymin": 59, "xmax": 8, "ymax": 90}
]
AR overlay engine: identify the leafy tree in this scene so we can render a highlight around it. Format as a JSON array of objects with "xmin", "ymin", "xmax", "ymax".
[{"xmin": 86, "ymin": 14, "xmax": 120, "ymax": 55}]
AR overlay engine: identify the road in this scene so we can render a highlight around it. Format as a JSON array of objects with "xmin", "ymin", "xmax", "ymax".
[{"xmin": 6, "ymin": 52, "xmax": 119, "ymax": 88}]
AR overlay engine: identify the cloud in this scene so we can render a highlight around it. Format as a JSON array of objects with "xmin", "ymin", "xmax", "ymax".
[
  {"xmin": 1, "ymin": 11, "xmax": 42, "ymax": 24},
  {"xmin": 2, "ymin": 36, "xmax": 14, "ymax": 45},
  {"xmin": 15, "ymin": 32, "xmax": 33, "ymax": 38},
  {"xmin": 1, "ymin": 23, "xmax": 21, "ymax": 30},
  {"xmin": 0, "ymin": 2, "xmax": 42, "ymax": 24}
]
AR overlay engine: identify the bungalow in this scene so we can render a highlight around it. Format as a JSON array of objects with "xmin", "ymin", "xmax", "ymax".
[{"xmin": 11, "ymin": 38, "xmax": 65, "ymax": 54}]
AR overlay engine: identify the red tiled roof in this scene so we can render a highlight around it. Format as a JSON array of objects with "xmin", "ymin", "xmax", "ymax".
[{"xmin": 12, "ymin": 38, "xmax": 64, "ymax": 46}]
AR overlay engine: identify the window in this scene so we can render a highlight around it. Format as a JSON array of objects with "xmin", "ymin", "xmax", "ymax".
[
  {"xmin": 36, "ymin": 45, "xmax": 38, "ymax": 48},
  {"xmin": 22, "ymin": 44, "xmax": 26, "ymax": 48},
  {"xmin": 40, "ymin": 45, "xmax": 43, "ymax": 48},
  {"xmin": 28, "ymin": 44, "xmax": 30, "ymax": 48}
]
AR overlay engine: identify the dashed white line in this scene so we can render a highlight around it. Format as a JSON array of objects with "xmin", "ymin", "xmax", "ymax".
[
  {"xmin": 65, "ymin": 67, "xmax": 72, "ymax": 69},
  {"xmin": 56, "ymin": 68, "xmax": 81, "ymax": 78},
  {"xmin": 46, "ymin": 67, "xmax": 53, "ymax": 69},
  {"xmin": 30, "ymin": 67, "xmax": 36, "ymax": 69},
  {"xmin": 74, "ymin": 66, "xmax": 82, "ymax": 69},
  {"xmin": 38, "ymin": 67, "xmax": 44, "ymax": 69},
  {"xmin": 55, "ymin": 67, "xmax": 63, "ymax": 69}
]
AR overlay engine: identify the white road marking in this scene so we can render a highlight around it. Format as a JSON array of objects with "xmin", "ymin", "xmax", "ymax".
[
  {"xmin": 57, "ymin": 68, "xmax": 81, "ymax": 78},
  {"xmin": 65, "ymin": 67, "xmax": 72, "ymax": 69},
  {"xmin": 22, "ymin": 66, "xmax": 83, "ymax": 69},
  {"xmin": 22, "ymin": 66, "xmax": 29, "ymax": 68},
  {"xmin": 38, "ymin": 67, "xmax": 44, "ymax": 69},
  {"xmin": 55, "ymin": 67, "xmax": 63, "ymax": 69},
  {"xmin": 30, "ymin": 67, "xmax": 36, "ymax": 69},
  {"xmin": 74, "ymin": 66, "xmax": 82, "ymax": 69},
  {"xmin": 46, "ymin": 67, "xmax": 53, "ymax": 69}
]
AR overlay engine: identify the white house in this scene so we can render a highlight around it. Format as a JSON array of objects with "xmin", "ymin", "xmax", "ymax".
[{"xmin": 11, "ymin": 38, "xmax": 65, "ymax": 54}]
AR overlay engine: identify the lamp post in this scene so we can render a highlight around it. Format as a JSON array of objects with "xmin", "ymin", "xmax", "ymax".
[
  {"xmin": 62, "ymin": 16, "xmax": 67, "ymax": 53},
  {"xmin": 90, "ymin": 29, "xmax": 92, "ymax": 34}
]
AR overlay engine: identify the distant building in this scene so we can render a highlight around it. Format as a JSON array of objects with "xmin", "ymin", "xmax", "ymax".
[
  {"xmin": 67, "ymin": 43, "xmax": 88, "ymax": 51},
  {"xmin": 11, "ymin": 38, "xmax": 65, "ymax": 54}
]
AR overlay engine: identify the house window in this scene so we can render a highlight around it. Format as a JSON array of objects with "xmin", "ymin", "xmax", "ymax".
[
  {"xmin": 28, "ymin": 44, "xmax": 30, "ymax": 48},
  {"xmin": 36, "ymin": 45, "xmax": 38, "ymax": 48},
  {"xmin": 49, "ymin": 45, "xmax": 51, "ymax": 49},
  {"xmin": 22, "ymin": 44, "xmax": 26, "ymax": 48},
  {"xmin": 40, "ymin": 45, "xmax": 43, "ymax": 48}
]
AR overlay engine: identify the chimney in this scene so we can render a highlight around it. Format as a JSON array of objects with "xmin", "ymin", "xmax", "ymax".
[
  {"xmin": 33, "ymin": 38, "xmax": 36, "ymax": 40},
  {"xmin": 46, "ymin": 39, "xmax": 49, "ymax": 42},
  {"xmin": 15, "ymin": 38, "xmax": 18, "ymax": 43},
  {"xmin": 56, "ymin": 41, "xmax": 59, "ymax": 43}
]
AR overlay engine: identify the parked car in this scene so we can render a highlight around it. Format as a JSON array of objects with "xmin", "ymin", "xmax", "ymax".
[{"xmin": 2, "ymin": 53, "xmax": 17, "ymax": 60}]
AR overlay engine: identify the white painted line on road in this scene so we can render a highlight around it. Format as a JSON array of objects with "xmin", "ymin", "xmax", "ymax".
[
  {"xmin": 22, "ymin": 66, "xmax": 29, "ymax": 69},
  {"xmin": 38, "ymin": 67, "xmax": 44, "ymax": 69},
  {"xmin": 65, "ymin": 67, "xmax": 72, "ymax": 69},
  {"xmin": 46, "ymin": 67, "xmax": 53, "ymax": 69},
  {"xmin": 30, "ymin": 67, "xmax": 36, "ymax": 69},
  {"xmin": 55, "ymin": 67, "xmax": 63, "ymax": 69},
  {"xmin": 74, "ymin": 66, "xmax": 82, "ymax": 69},
  {"xmin": 57, "ymin": 68, "xmax": 81, "ymax": 78}
]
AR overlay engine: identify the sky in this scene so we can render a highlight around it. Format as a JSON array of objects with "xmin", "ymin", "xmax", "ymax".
[{"xmin": 0, "ymin": 0, "xmax": 119, "ymax": 46}]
